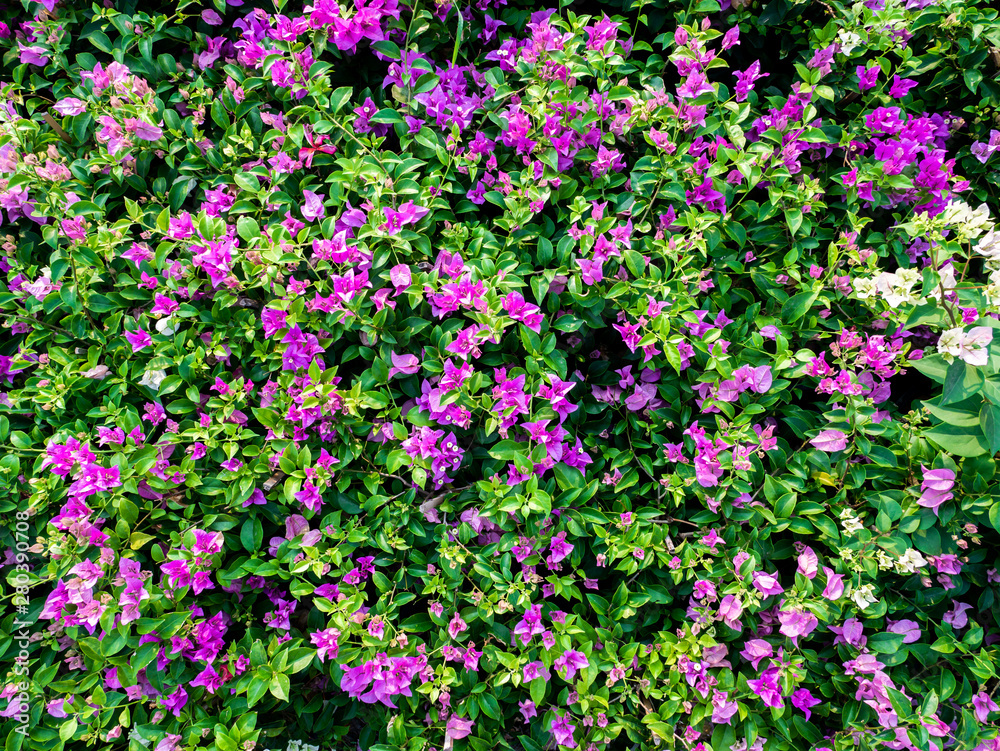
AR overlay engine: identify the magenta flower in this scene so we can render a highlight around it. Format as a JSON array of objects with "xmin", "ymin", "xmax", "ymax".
[
  {"xmin": 550, "ymin": 712, "xmax": 577, "ymax": 748},
  {"xmin": 553, "ymin": 649, "xmax": 589, "ymax": 681},
  {"xmin": 387, "ymin": 351, "xmax": 420, "ymax": 379},
  {"xmin": 125, "ymin": 328, "xmax": 152, "ymax": 352},
  {"xmin": 448, "ymin": 611, "xmax": 468, "ymax": 640},
  {"xmin": 857, "ymin": 64, "xmax": 880, "ymax": 92},
  {"xmin": 380, "ymin": 201, "xmax": 429, "ymax": 234},
  {"xmin": 791, "ymin": 688, "xmax": 820, "ymax": 721}
]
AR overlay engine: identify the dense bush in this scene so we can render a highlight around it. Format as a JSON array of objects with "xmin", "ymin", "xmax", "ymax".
[{"xmin": 3, "ymin": 0, "xmax": 1000, "ymax": 750}]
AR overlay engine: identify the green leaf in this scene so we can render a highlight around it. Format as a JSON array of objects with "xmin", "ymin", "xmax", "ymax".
[
  {"xmin": 924, "ymin": 424, "xmax": 989, "ymax": 457},
  {"xmin": 781, "ymin": 289, "xmax": 819, "ymax": 324},
  {"xmin": 488, "ymin": 440, "xmax": 523, "ymax": 461},
  {"xmin": 868, "ymin": 632, "xmax": 905, "ymax": 654},
  {"xmin": 911, "ymin": 353, "xmax": 949, "ymax": 383},
  {"xmin": 237, "ymin": 216, "xmax": 260, "ymax": 242},
  {"xmin": 553, "ymin": 462, "xmax": 585, "ymax": 490},
  {"xmin": 269, "ymin": 673, "xmax": 290, "ymax": 701},
  {"xmin": 941, "ymin": 359, "xmax": 983, "ymax": 405},
  {"xmin": 981, "ymin": 402, "xmax": 1000, "ymax": 455}
]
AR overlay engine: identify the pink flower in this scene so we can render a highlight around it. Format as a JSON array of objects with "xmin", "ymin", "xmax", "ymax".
[
  {"xmin": 718, "ymin": 594, "xmax": 744, "ymax": 631},
  {"xmin": 974, "ymin": 691, "xmax": 999, "ymax": 722},
  {"xmin": 796, "ymin": 546, "xmax": 818, "ymax": 579},
  {"xmin": 810, "ymin": 429, "xmax": 847, "ymax": 452},
  {"xmin": 886, "ymin": 619, "xmax": 921, "ymax": 643},
  {"xmin": 777, "ymin": 609, "xmax": 818, "ymax": 645},
  {"xmin": 445, "ymin": 715, "xmax": 474, "ymax": 740},
  {"xmin": 752, "ymin": 571, "xmax": 784, "ymax": 597},
  {"xmin": 448, "ymin": 611, "xmax": 468, "ymax": 640},
  {"xmin": 301, "ymin": 190, "xmax": 326, "ymax": 222},
  {"xmin": 822, "ymin": 567, "xmax": 845, "ymax": 601},
  {"xmin": 54, "ymin": 98, "xmax": 87, "ymax": 116},
  {"xmin": 917, "ymin": 466, "xmax": 955, "ymax": 516}
]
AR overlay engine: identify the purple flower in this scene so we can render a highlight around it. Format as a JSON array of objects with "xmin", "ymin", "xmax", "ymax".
[
  {"xmin": 857, "ymin": 64, "xmax": 880, "ymax": 92},
  {"xmin": 18, "ymin": 44, "xmax": 50, "ymax": 67},
  {"xmin": 943, "ymin": 601, "xmax": 973, "ymax": 630},
  {"xmin": 711, "ymin": 690, "xmax": 738, "ymax": 724},
  {"xmin": 519, "ymin": 699, "xmax": 537, "ymax": 721}
]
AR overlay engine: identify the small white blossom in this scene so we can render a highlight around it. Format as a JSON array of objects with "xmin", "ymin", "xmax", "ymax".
[
  {"xmin": 850, "ymin": 583, "xmax": 878, "ymax": 610},
  {"xmin": 138, "ymin": 369, "xmax": 167, "ymax": 390},
  {"xmin": 895, "ymin": 548, "xmax": 928, "ymax": 574}
]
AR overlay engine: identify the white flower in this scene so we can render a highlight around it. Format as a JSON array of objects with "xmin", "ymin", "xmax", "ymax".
[
  {"xmin": 942, "ymin": 200, "xmax": 994, "ymax": 240},
  {"xmin": 839, "ymin": 508, "xmax": 865, "ymax": 535},
  {"xmin": 937, "ymin": 327, "xmax": 965, "ymax": 362},
  {"xmin": 837, "ymin": 30, "xmax": 863, "ymax": 54},
  {"xmin": 853, "ymin": 276, "xmax": 876, "ymax": 300},
  {"xmin": 976, "ymin": 228, "xmax": 1000, "ymax": 260},
  {"xmin": 895, "ymin": 548, "xmax": 928, "ymax": 574},
  {"xmin": 850, "ymin": 583, "xmax": 878, "ymax": 610},
  {"xmin": 155, "ymin": 316, "xmax": 178, "ymax": 336},
  {"xmin": 138, "ymin": 369, "xmax": 167, "ymax": 390},
  {"xmin": 876, "ymin": 551, "xmax": 895, "ymax": 570}
]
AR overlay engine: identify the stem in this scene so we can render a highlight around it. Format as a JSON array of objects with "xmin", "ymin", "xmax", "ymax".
[{"xmin": 928, "ymin": 242, "xmax": 958, "ymax": 327}]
